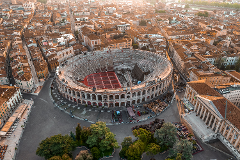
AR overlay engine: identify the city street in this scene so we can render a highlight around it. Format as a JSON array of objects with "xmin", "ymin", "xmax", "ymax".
[
  {"xmin": 22, "ymin": 40, "xmax": 39, "ymax": 86},
  {"xmin": 16, "ymin": 75, "xmax": 234, "ymax": 160}
]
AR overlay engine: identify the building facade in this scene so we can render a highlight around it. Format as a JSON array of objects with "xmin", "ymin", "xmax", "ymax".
[{"xmin": 183, "ymin": 81, "xmax": 240, "ymax": 158}]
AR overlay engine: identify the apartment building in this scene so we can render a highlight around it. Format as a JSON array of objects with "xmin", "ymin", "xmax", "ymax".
[
  {"xmin": 0, "ymin": 56, "xmax": 8, "ymax": 85},
  {"xmin": 104, "ymin": 38, "xmax": 132, "ymax": 50},
  {"xmin": 0, "ymin": 85, "xmax": 22, "ymax": 128},
  {"xmin": 189, "ymin": 69, "xmax": 231, "ymax": 87}
]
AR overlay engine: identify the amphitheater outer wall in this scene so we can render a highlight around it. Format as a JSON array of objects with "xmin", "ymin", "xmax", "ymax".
[{"xmin": 55, "ymin": 49, "xmax": 173, "ymax": 108}]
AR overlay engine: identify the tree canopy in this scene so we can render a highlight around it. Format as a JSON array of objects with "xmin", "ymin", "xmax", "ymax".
[
  {"xmin": 235, "ymin": 58, "xmax": 240, "ymax": 72},
  {"xmin": 119, "ymin": 137, "xmax": 133, "ymax": 159},
  {"xmin": 169, "ymin": 139, "xmax": 193, "ymax": 160},
  {"xmin": 196, "ymin": 11, "xmax": 208, "ymax": 17},
  {"xmin": 121, "ymin": 136, "xmax": 133, "ymax": 148},
  {"xmin": 185, "ymin": 4, "xmax": 190, "ymax": 8},
  {"xmin": 48, "ymin": 153, "xmax": 72, "ymax": 160},
  {"xmin": 76, "ymin": 123, "xmax": 82, "ymax": 145},
  {"xmin": 90, "ymin": 147, "xmax": 101, "ymax": 160},
  {"xmin": 75, "ymin": 150, "xmax": 93, "ymax": 160},
  {"xmin": 81, "ymin": 127, "xmax": 92, "ymax": 146},
  {"xmin": 37, "ymin": 0, "xmax": 47, "ymax": 4},
  {"xmin": 154, "ymin": 122, "xmax": 177, "ymax": 148},
  {"xmin": 139, "ymin": 20, "xmax": 147, "ymax": 26},
  {"xmin": 126, "ymin": 140, "xmax": 145, "ymax": 160},
  {"xmin": 36, "ymin": 134, "xmax": 76, "ymax": 159},
  {"xmin": 187, "ymin": 0, "xmax": 240, "ymax": 9},
  {"xmin": 146, "ymin": 143, "xmax": 161, "ymax": 156},
  {"xmin": 133, "ymin": 128, "xmax": 154, "ymax": 145},
  {"xmin": 86, "ymin": 122, "xmax": 119, "ymax": 152}
]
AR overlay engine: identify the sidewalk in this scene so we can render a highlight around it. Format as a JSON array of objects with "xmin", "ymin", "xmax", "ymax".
[{"xmin": 1, "ymin": 100, "xmax": 34, "ymax": 160}]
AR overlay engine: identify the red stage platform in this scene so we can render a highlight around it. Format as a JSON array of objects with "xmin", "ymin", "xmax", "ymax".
[{"xmin": 83, "ymin": 72, "xmax": 122, "ymax": 89}]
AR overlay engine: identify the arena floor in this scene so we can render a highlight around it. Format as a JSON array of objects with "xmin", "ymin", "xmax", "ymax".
[{"xmin": 83, "ymin": 72, "xmax": 122, "ymax": 89}]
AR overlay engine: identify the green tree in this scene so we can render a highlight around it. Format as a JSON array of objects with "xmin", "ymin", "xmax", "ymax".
[
  {"xmin": 155, "ymin": 10, "xmax": 166, "ymax": 13},
  {"xmin": 230, "ymin": 65, "xmax": 235, "ymax": 70},
  {"xmin": 139, "ymin": 20, "xmax": 147, "ymax": 26},
  {"xmin": 225, "ymin": 65, "xmax": 231, "ymax": 70},
  {"xmin": 119, "ymin": 146, "xmax": 128, "ymax": 159},
  {"xmin": 141, "ymin": 46, "xmax": 147, "ymax": 50},
  {"xmin": 220, "ymin": 64, "xmax": 225, "ymax": 71},
  {"xmin": 169, "ymin": 139, "xmax": 193, "ymax": 160},
  {"xmin": 49, "ymin": 153, "xmax": 72, "ymax": 160},
  {"xmin": 133, "ymin": 43, "xmax": 138, "ymax": 49},
  {"xmin": 196, "ymin": 11, "xmax": 208, "ymax": 17},
  {"xmin": 185, "ymin": 4, "xmax": 190, "ymax": 8},
  {"xmin": 76, "ymin": 123, "xmax": 82, "ymax": 145},
  {"xmin": 146, "ymin": 143, "xmax": 161, "ymax": 156},
  {"xmin": 213, "ymin": 40, "xmax": 220, "ymax": 46},
  {"xmin": 215, "ymin": 55, "xmax": 223, "ymax": 69},
  {"xmin": 86, "ymin": 122, "xmax": 119, "ymax": 152},
  {"xmin": 99, "ymin": 132, "xmax": 118, "ymax": 152},
  {"xmin": 168, "ymin": 17, "xmax": 172, "ymax": 24},
  {"xmin": 37, "ymin": 0, "xmax": 47, "ymax": 3},
  {"xmin": 154, "ymin": 122, "xmax": 177, "ymax": 148},
  {"xmin": 49, "ymin": 156, "xmax": 63, "ymax": 160},
  {"xmin": 75, "ymin": 150, "xmax": 93, "ymax": 160},
  {"xmin": 62, "ymin": 153, "xmax": 72, "ymax": 160},
  {"xmin": 121, "ymin": 137, "xmax": 133, "ymax": 148},
  {"xmin": 126, "ymin": 140, "xmax": 145, "ymax": 160},
  {"xmin": 81, "ymin": 127, "xmax": 91, "ymax": 146},
  {"xmin": 36, "ymin": 134, "xmax": 76, "ymax": 159},
  {"xmin": 119, "ymin": 137, "xmax": 133, "ymax": 159},
  {"xmin": 70, "ymin": 131, "xmax": 76, "ymax": 141},
  {"xmin": 176, "ymin": 153, "xmax": 183, "ymax": 160},
  {"xmin": 133, "ymin": 128, "xmax": 154, "ymax": 146},
  {"xmin": 235, "ymin": 58, "xmax": 240, "ymax": 72},
  {"xmin": 91, "ymin": 147, "xmax": 101, "ymax": 160},
  {"xmin": 75, "ymin": 31, "xmax": 79, "ymax": 38}
]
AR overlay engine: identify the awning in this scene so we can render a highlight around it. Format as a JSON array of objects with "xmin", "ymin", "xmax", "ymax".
[{"xmin": 127, "ymin": 107, "xmax": 135, "ymax": 117}]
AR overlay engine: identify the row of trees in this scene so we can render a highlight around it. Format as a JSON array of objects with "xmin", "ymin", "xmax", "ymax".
[
  {"xmin": 196, "ymin": 11, "xmax": 209, "ymax": 17},
  {"xmin": 36, "ymin": 122, "xmax": 119, "ymax": 160},
  {"xmin": 119, "ymin": 122, "xmax": 193, "ymax": 160},
  {"xmin": 155, "ymin": 10, "xmax": 166, "ymax": 13},
  {"xmin": 37, "ymin": 0, "xmax": 47, "ymax": 4},
  {"xmin": 187, "ymin": 0, "xmax": 240, "ymax": 9},
  {"xmin": 215, "ymin": 57, "xmax": 240, "ymax": 72}
]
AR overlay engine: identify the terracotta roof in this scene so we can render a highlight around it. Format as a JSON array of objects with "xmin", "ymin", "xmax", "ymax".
[
  {"xmin": 188, "ymin": 81, "xmax": 222, "ymax": 97},
  {"xmin": 227, "ymin": 71, "xmax": 240, "ymax": 81},
  {"xmin": 0, "ymin": 85, "xmax": 19, "ymax": 101},
  {"xmin": 212, "ymin": 97, "xmax": 240, "ymax": 130}
]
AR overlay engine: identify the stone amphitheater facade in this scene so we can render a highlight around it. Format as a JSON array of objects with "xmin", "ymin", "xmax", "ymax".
[{"xmin": 55, "ymin": 49, "xmax": 173, "ymax": 107}]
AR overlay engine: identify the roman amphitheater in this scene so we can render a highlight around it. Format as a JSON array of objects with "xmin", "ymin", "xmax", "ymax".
[{"xmin": 55, "ymin": 49, "xmax": 173, "ymax": 107}]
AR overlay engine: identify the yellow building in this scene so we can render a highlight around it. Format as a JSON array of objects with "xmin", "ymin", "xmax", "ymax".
[{"xmin": 190, "ymin": 69, "xmax": 231, "ymax": 87}]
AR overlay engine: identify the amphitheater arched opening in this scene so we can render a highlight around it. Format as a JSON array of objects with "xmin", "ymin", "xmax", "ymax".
[
  {"xmin": 92, "ymin": 94, "xmax": 96, "ymax": 100},
  {"xmin": 109, "ymin": 95, "xmax": 113, "ymax": 100}
]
